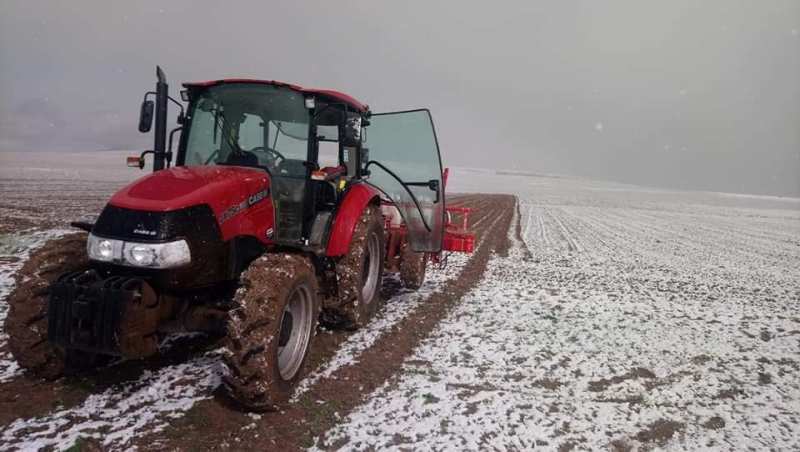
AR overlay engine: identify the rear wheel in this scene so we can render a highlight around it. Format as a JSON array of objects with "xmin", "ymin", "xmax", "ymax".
[
  {"xmin": 399, "ymin": 243, "xmax": 427, "ymax": 290},
  {"xmin": 336, "ymin": 205, "xmax": 385, "ymax": 329},
  {"xmin": 4, "ymin": 233, "xmax": 94, "ymax": 378},
  {"xmin": 223, "ymin": 253, "xmax": 320, "ymax": 411}
]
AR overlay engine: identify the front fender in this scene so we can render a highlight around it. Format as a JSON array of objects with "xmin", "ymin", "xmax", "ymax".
[{"xmin": 326, "ymin": 183, "xmax": 382, "ymax": 256}]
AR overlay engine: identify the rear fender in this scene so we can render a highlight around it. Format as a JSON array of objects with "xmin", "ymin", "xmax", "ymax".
[{"xmin": 326, "ymin": 183, "xmax": 382, "ymax": 256}]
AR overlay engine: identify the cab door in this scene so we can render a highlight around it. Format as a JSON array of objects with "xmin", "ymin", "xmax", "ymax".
[{"xmin": 363, "ymin": 109, "xmax": 444, "ymax": 252}]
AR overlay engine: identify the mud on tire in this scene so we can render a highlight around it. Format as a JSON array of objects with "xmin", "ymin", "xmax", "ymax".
[
  {"xmin": 4, "ymin": 233, "xmax": 90, "ymax": 378},
  {"xmin": 335, "ymin": 205, "xmax": 385, "ymax": 329},
  {"xmin": 223, "ymin": 253, "xmax": 320, "ymax": 411},
  {"xmin": 399, "ymin": 243, "xmax": 427, "ymax": 290}
]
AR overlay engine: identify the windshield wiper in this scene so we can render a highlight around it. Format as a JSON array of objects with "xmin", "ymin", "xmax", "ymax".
[
  {"xmin": 214, "ymin": 109, "xmax": 243, "ymax": 154},
  {"xmin": 205, "ymin": 94, "xmax": 243, "ymax": 156}
]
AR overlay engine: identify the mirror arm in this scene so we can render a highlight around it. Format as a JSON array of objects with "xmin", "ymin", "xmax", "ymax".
[
  {"xmin": 134, "ymin": 150, "xmax": 155, "ymax": 170},
  {"xmin": 166, "ymin": 95, "xmax": 185, "ymax": 121},
  {"xmin": 167, "ymin": 126, "xmax": 183, "ymax": 168}
]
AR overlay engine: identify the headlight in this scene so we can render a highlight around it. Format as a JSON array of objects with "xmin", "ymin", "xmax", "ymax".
[
  {"xmin": 87, "ymin": 234, "xmax": 122, "ymax": 263},
  {"xmin": 87, "ymin": 233, "xmax": 191, "ymax": 269}
]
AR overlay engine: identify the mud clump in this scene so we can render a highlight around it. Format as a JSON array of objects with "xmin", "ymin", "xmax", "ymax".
[
  {"xmin": 531, "ymin": 378, "xmax": 564, "ymax": 390},
  {"xmin": 634, "ymin": 419, "xmax": 684, "ymax": 445},
  {"xmin": 713, "ymin": 387, "xmax": 746, "ymax": 400},
  {"xmin": 703, "ymin": 416, "xmax": 725, "ymax": 430},
  {"xmin": 587, "ymin": 367, "xmax": 656, "ymax": 392},
  {"xmin": 691, "ymin": 354, "xmax": 712, "ymax": 365}
]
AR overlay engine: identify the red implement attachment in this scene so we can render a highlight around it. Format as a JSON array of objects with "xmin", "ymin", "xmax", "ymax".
[
  {"xmin": 442, "ymin": 206, "xmax": 475, "ymax": 253},
  {"xmin": 440, "ymin": 167, "xmax": 475, "ymax": 253}
]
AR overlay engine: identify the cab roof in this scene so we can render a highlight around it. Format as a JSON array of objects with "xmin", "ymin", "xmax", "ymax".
[{"xmin": 182, "ymin": 79, "xmax": 369, "ymax": 113}]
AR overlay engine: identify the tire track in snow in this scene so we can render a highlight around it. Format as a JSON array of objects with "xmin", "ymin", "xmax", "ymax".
[
  {"xmin": 547, "ymin": 208, "xmax": 582, "ymax": 253},
  {"xmin": 292, "ymin": 252, "xmax": 473, "ymax": 400}
]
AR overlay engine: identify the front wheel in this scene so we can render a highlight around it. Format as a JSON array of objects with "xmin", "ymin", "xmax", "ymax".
[{"xmin": 223, "ymin": 253, "xmax": 320, "ymax": 411}]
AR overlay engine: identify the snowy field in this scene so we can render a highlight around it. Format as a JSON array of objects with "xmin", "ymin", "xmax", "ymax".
[
  {"xmin": 0, "ymin": 151, "xmax": 137, "ymax": 233},
  {"xmin": 0, "ymin": 152, "xmax": 476, "ymax": 451},
  {"xmin": 319, "ymin": 169, "xmax": 800, "ymax": 450},
  {"xmin": 0, "ymin": 154, "xmax": 798, "ymax": 450}
]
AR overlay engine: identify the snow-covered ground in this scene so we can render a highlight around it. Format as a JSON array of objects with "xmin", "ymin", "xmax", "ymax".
[
  {"xmin": 318, "ymin": 171, "xmax": 800, "ymax": 450},
  {"xmin": 0, "ymin": 159, "xmax": 798, "ymax": 450},
  {"xmin": 293, "ymin": 252, "xmax": 472, "ymax": 400},
  {"xmin": 0, "ymin": 234, "xmax": 475, "ymax": 451}
]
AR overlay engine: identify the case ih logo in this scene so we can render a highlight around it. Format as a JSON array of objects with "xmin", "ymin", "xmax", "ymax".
[
  {"xmin": 220, "ymin": 188, "xmax": 269, "ymax": 223},
  {"xmin": 132, "ymin": 223, "xmax": 157, "ymax": 236}
]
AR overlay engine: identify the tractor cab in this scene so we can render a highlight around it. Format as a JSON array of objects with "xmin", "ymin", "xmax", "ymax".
[{"xmin": 166, "ymin": 78, "xmax": 446, "ymax": 254}]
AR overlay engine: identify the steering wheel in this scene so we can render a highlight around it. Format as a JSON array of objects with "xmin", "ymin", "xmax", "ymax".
[{"xmin": 249, "ymin": 146, "xmax": 285, "ymax": 165}]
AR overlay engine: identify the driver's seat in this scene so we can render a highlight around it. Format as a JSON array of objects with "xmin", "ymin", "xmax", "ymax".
[{"xmin": 226, "ymin": 151, "xmax": 259, "ymax": 167}]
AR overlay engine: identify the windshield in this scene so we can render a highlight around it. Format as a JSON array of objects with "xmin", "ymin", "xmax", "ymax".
[{"xmin": 182, "ymin": 84, "xmax": 310, "ymax": 177}]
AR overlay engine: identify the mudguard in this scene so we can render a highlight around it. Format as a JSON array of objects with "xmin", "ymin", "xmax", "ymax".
[{"xmin": 326, "ymin": 183, "xmax": 382, "ymax": 256}]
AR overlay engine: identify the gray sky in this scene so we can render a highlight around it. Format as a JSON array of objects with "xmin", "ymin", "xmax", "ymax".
[{"xmin": 1, "ymin": 1, "xmax": 798, "ymax": 196}]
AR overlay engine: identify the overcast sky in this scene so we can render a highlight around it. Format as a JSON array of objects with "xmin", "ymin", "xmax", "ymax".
[{"xmin": 1, "ymin": 1, "xmax": 798, "ymax": 196}]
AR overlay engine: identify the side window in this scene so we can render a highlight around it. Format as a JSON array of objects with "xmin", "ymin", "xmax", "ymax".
[
  {"xmin": 238, "ymin": 113, "xmax": 262, "ymax": 151},
  {"xmin": 317, "ymin": 124, "xmax": 339, "ymax": 168},
  {"xmin": 318, "ymin": 142, "xmax": 339, "ymax": 168}
]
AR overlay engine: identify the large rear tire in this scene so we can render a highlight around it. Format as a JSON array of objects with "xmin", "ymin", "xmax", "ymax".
[
  {"xmin": 223, "ymin": 253, "xmax": 320, "ymax": 411},
  {"xmin": 4, "ymin": 233, "xmax": 91, "ymax": 379},
  {"xmin": 399, "ymin": 243, "xmax": 427, "ymax": 290},
  {"xmin": 336, "ymin": 205, "xmax": 385, "ymax": 329}
]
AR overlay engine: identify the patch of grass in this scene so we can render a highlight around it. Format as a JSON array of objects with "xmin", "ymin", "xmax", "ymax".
[
  {"xmin": 422, "ymin": 393, "xmax": 441, "ymax": 404},
  {"xmin": 63, "ymin": 438, "xmax": 86, "ymax": 452},
  {"xmin": 298, "ymin": 397, "xmax": 344, "ymax": 448},
  {"xmin": 63, "ymin": 436, "xmax": 102, "ymax": 452}
]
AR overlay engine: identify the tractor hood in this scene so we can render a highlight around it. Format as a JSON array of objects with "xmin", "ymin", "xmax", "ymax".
[{"xmin": 110, "ymin": 165, "xmax": 270, "ymax": 213}]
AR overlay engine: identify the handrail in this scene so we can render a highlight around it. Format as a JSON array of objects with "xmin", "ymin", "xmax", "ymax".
[{"xmin": 364, "ymin": 160, "xmax": 435, "ymax": 233}]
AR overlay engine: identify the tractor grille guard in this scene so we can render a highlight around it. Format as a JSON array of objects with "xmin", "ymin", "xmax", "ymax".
[{"xmin": 48, "ymin": 271, "xmax": 159, "ymax": 357}]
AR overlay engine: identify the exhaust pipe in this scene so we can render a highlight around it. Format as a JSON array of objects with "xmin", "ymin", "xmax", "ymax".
[{"xmin": 153, "ymin": 66, "xmax": 169, "ymax": 172}]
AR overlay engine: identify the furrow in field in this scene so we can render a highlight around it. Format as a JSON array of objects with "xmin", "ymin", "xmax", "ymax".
[{"xmin": 316, "ymin": 190, "xmax": 800, "ymax": 451}]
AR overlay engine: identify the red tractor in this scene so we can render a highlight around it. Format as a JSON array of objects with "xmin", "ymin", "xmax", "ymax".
[{"xmin": 5, "ymin": 67, "xmax": 474, "ymax": 411}]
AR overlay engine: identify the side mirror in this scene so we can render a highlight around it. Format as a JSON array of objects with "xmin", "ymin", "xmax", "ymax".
[{"xmin": 138, "ymin": 100, "xmax": 154, "ymax": 133}]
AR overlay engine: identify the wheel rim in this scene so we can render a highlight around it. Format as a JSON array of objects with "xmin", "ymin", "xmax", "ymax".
[
  {"xmin": 277, "ymin": 284, "xmax": 314, "ymax": 380},
  {"xmin": 361, "ymin": 231, "xmax": 381, "ymax": 303}
]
